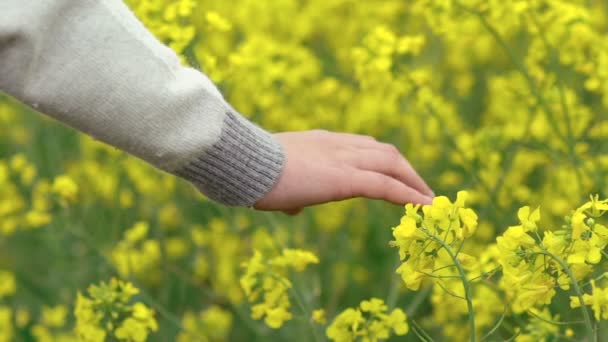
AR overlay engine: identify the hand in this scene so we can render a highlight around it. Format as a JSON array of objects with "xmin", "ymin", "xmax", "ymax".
[{"xmin": 254, "ymin": 130, "xmax": 435, "ymax": 215}]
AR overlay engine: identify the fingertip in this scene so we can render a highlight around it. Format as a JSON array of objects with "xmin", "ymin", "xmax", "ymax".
[
  {"xmin": 399, "ymin": 189, "xmax": 434, "ymax": 206},
  {"xmin": 417, "ymin": 178, "xmax": 435, "ymax": 198},
  {"xmin": 423, "ymin": 195, "xmax": 434, "ymax": 205}
]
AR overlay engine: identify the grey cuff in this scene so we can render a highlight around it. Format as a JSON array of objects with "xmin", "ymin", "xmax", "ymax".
[{"xmin": 174, "ymin": 111, "xmax": 285, "ymax": 207}]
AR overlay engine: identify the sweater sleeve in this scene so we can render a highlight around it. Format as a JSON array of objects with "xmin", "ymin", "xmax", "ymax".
[{"xmin": 0, "ymin": 0, "xmax": 285, "ymax": 206}]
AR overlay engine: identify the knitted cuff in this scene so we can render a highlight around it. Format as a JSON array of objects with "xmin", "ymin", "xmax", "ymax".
[{"xmin": 174, "ymin": 111, "xmax": 285, "ymax": 207}]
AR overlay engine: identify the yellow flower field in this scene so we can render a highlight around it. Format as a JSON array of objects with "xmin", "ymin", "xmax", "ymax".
[{"xmin": 1, "ymin": 0, "xmax": 608, "ymax": 341}]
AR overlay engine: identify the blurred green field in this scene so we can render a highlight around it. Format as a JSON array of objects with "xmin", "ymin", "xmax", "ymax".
[{"xmin": 1, "ymin": 1, "xmax": 608, "ymax": 341}]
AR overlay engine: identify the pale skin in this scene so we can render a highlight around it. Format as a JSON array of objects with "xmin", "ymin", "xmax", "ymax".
[{"xmin": 254, "ymin": 130, "xmax": 435, "ymax": 215}]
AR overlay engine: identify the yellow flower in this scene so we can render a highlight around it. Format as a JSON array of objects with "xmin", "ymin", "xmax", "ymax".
[
  {"xmin": 517, "ymin": 206, "xmax": 541, "ymax": 232},
  {"xmin": 124, "ymin": 221, "xmax": 149, "ymax": 243},
  {"xmin": 326, "ymin": 308, "xmax": 363, "ymax": 342},
  {"xmin": 75, "ymin": 279, "xmax": 157, "ymax": 341},
  {"xmin": 240, "ymin": 248, "xmax": 318, "ymax": 329},
  {"xmin": 51, "ymin": 175, "xmax": 78, "ymax": 203},
  {"xmin": 24, "ymin": 210, "xmax": 52, "ymax": 228},
  {"xmin": 15, "ymin": 309, "xmax": 30, "ymax": 328},
  {"xmin": 74, "ymin": 293, "xmax": 106, "ymax": 342},
  {"xmin": 110, "ymin": 222, "xmax": 161, "ymax": 279},
  {"xmin": 273, "ymin": 249, "xmax": 320, "ymax": 271},
  {"xmin": 177, "ymin": 305, "xmax": 233, "ymax": 342},
  {"xmin": 496, "ymin": 225, "xmax": 536, "ymax": 254},
  {"xmin": 458, "ymin": 207, "xmax": 478, "ymax": 238},
  {"xmin": 0, "ymin": 307, "xmax": 13, "ymax": 342},
  {"xmin": 158, "ymin": 204, "xmax": 180, "ymax": 229},
  {"xmin": 205, "ymin": 11, "xmax": 232, "ymax": 32},
  {"xmin": 360, "ymin": 298, "xmax": 387, "ymax": 314},
  {"xmin": 570, "ymin": 280, "xmax": 608, "ymax": 320},
  {"xmin": 0, "ymin": 271, "xmax": 16, "ymax": 299},
  {"xmin": 9, "ymin": 154, "xmax": 28, "ymax": 172},
  {"xmin": 391, "ymin": 192, "xmax": 478, "ymax": 290},
  {"xmin": 326, "ymin": 298, "xmax": 408, "ymax": 342},
  {"xmin": 115, "ymin": 304, "xmax": 158, "ymax": 342},
  {"xmin": 264, "ymin": 306, "xmax": 292, "ymax": 329},
  {"xmin": 41, "ymin": 305, "xmax": 68, "ymax": 328},
  {"xmin": 312, "ymin": 309, "xmax": 327, "ymax": 325},
  {"xmin": 165, "ymin": 237, "xmax": 190, "ymax": 260}
]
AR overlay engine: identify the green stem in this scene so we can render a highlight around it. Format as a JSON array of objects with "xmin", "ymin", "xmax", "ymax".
[
  {"xmin": 528, "ymin": 11, "xmax": 586, "ymax": 193},
  {"xmin": 59, "ymin": 218, "xmax": 196, "ymax": 338},
  {"xmin": 424, "ymin": 230, "xmax": 476, "ymax": 342},
  {"xmin": 271, "ymin": 273, "xmax": 323, "ymax": 342},
  {"xmin": 456, "ymin": 3, "xmax": 568, "ymax": 145},
  {"xmin": 538, "ymin": 251, "xmax": 595, "ymax": 341},
  {"xmin": 406, "ymin": 285, "xmax": 432, "ymax": 317},
  {"xmin": 527, "ymin": 308, "xmax": 585, "ymax": 326},
  {"xmin": 386, "ymin": 258, "xmax": 403, "ymax": 308},
  {"xmin": 480, "ymin": 307, "xmax": 506, "ymax": 342},
  {"xmin": 411, "ymin": 320, "xmax": 435, "ymax": 342}
]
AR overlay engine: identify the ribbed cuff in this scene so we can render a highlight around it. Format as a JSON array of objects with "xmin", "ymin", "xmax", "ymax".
[{"xmin": 174, "ymin": 111, "xmax": 285, "ymax": 207}]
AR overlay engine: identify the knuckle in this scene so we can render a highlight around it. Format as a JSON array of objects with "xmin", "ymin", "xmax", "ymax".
[
  {"xmin": 387, "ymin": 144, "xmax": 401, "ymax": 155},
  {"xmin": 383, "ymin": 144, "xmax": 402, "ymax": 162}
]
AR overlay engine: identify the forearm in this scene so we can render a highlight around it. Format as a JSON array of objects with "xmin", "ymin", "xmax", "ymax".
[{"xmin": 0, "ymin": 0, "xmax": 284, "ymax": 206}]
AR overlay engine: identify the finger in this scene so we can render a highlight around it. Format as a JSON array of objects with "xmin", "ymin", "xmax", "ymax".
[
  {"xmin": 346, "ymin": 170, "xmax": 433, "ymax": 205},
  {"xmin": 352, "ymin": 146, "xmax": 435, "ymax": 197},
  {"xmin": 397, "ymin": 158, "xmax": 434, "ymax": 197}
]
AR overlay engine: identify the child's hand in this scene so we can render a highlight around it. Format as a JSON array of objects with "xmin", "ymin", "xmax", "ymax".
[{"xmin": 254, "ymin": 130, "xmax": 435, "ymax": 215}]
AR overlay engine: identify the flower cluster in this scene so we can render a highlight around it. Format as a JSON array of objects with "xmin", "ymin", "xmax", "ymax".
[
  {"xmin": 109, "ymin": 221, "xmax": 161, "ymax": 281},
  {"xmin": 0, "ymin": 307, "xmax": 12, "ymax": 342},
  {"xmin": 0, "ymin": 154, "xmax": 79, "ymax": 234},
  {"xmin": 390, "ymin": 191, "xmax": 478, "ymax": 290},
  {"xmin": 0, "ymin": 270, "xmax": 15, "ymax": 342},
  {"xmin": 388, "ymin": 193, "xmax": 608, "ymax": 341},
  {"xmin": 240, "ymin": 248, "xmax": 319, "ymax": 328},
  {"xmin": 74, "ymin": 278, "xmax": 158, "ymax": 342},
  {"xmin": 496, "ymin": 196, "xmax": 608, "ymax": 318},
  {"xmin": 326, "ymin": 298, "xmax": 408, "ymax": 342},
  {"xmin": 176, "ymin": 305, "xmax": 233, "ymax": 342},
  {"xmin": 30, "ymin": 305, "xmax": 77, "ymax": 342},
  {"xmin": 51, "ymin": 175, "xmax": 79, "ymax": 205}
]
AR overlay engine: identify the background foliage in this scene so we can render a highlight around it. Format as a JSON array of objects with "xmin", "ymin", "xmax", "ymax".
[{"xmin": 1, "ymin": 0, "xmax": 608, "ymax": 341}]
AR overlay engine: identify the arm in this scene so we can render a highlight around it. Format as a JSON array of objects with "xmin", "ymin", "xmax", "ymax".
[
  {"xmin": 0, "ymin": 0, "xmax": 434, "ymax": 211},
  {"xmin": 0, "ymin": 0, "xmax": 283, "ymax": 206}
]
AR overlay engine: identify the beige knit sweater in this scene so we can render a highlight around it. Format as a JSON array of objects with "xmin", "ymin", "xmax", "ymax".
[{"xmin": 0, "ymin": 0, "xmax": 285, "ymax": 206}]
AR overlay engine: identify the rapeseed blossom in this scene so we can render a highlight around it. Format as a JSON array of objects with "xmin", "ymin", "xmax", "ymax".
[
  {"xmin": 391, "ymin": 191, "xmax": 478, "ymax": 290},
  {"xmin": 0, "ymin": 0, "xmax": 607, "ymax": 340},
  {"xmin": 0, "ymin": 271, "xmax": 15, "ymax": 299},
  {"xmin": 51, "ymin": 175, "xmax": 79, "ymax": 204},
  {"xmin": 31, "ymin": 305, "xmax": 78, "ymax": 342},
  {"xmin": 74, "ymin": 278, "xmax": 158, "ymax": 341},
  {"xmin": 176, "ymin": 305, "xmax": 233, "ymax": 342},
  {"xmin": 326, "ymin": 298, "xmax": 408, "ymax": 342},
  {"xmin": 0, "ymin": 307, "xmax": 13, "ymax": 342},
  {"xmin": 571, "ymin": 280, "xmax": 608, "ymax": 321},
  {"xmin": 110, "ymin": 221, "xmax": 161, "ymax": 281},
  {"xmin": 240, "ymin": 248, "xmax": 319, "ymax": 328},
  {"xmin": 312, "ymin": 309, "xmax": 327, "ymax": 325}
]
